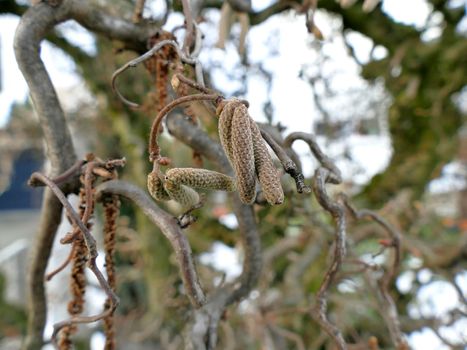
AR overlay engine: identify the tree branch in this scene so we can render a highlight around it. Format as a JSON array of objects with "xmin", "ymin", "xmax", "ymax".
[
  {"xmin": 95, "ymin": 179, "xmax": 207, "ymax": 307},
  {"xmin": 14, "ymin": 2, "xmax": 77, "ymax": 175},
  {"xmin": 166, "ymin": 113, "xmax": 262, "ymax": 348},
  {"xmin": 311, "ymin": 168, "xmax": 347, "ymax": 350},
  {"xmin": 23, "ymin": 190, "xmax": 63, "ymax": 349},
  {"xmin": 14, "ymin": 4, "xmax": 78, "ymax": 348},
  {"xmin": 67, "ymin": 0, "xmax": 160, "ymax": 50},
  {"xmin": 14, "ymin": 2, "xmax": 164, "ymax": 347}
]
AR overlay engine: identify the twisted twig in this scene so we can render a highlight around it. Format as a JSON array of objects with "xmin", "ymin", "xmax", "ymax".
[
  {"xmin": 285, "ymin": 132, "xmax": 342, "ymax": 184},
  {"xmin": 260, "ymin": 129, "xmax": 311, "ymax": 194},
  {"xmin": 311, "ymin": 168, "xmax": 347, "ymax": 350},
  {"xmin": 28, "ymin": 172, "xmax": 120, "ymax": 348},
  {"xmin": 166, "ymin": 114, "xmax": 261, "ymax": 348},
  {"xmin": 340, "ymin": 195, "xmax": 407, "ymax": 349},
  {"xmin": 95, "ymin": 180, "xmax": 207, "ymax": 307},
  {"xmin": 44, "ymin": 245, "xmax": 75, "ymax": 282},
  {"xmin": 112, "ymin": 40, "xmax": 204, "ymax": 108},
  {"xmin": 58, "ymin": 170, "xmax": 94, "ymax": 349},
  {"xmin": 149, "ymin": 93, "xmax": 221, "ymax": 162}
]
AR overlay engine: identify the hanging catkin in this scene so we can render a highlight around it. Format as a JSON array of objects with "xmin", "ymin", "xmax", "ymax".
[
  {"xmin": 102, "ymin": 194, "xmax": 120, "ymax": 350},
  {"xmin": 58, "ymin": 175, "xmax": 93, "ymax": 349},
  {"xmin": 217, "ymin": 98, "xmax": 284, "ymax": 205}
]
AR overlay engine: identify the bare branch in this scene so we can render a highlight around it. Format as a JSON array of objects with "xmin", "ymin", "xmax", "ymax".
[
  {"xmin": 311, "ymin": 167, "xmax": 347, "ymax": 350},
  {"xmin": 285, "ymin": 132, "xmax": 342, "ymax": 184},
  {"xmin": 29, "ymin": 172, "xmax": 97, "ymax": 257},
  {"xmin": 45, "ymin": 245, "xmax": 75, "ymax": 281},
  {"xmin": 28, "ymin": 172, "xmax": 119, "ymax": 347},
  {"xmin": 14, "ymin": 1, "xmax": 161, "ymax": 345},
  {"xmin": 95, "ymin": 179, "xmax": 207, "ymax": 307},
  {"xmin": 24, "ymin": 190, "xmax": 64, "ymax": 349},
  {"xmin": 111, "ymin": 39, "xmax": 199, "ymax": 108},
  {"xmin": 67, "ymin": 0, "xmax": 160, "ymax": 49},
  {"xmin": 51, "ymin": 256, "xmax": 119, "ymax": 347},
  {"xmin": 172, "ymin": 73, "xmax": 215, "ymax": 95},
  {"xmin": 14, "ymin": 3, "xmax": 77, "ymax": 174},
  {"xmin": 260, "ymin": 129, "xmax": 311, "ymax": 194},
  {"xmin": 182, "ymin": 0, "xmax": 195, "ymax": 54},
  {"xmin": 28, "ymin": 159, "xmax": 85, "ymax": 188},
  {"xmin": 166, "ymin": 113, "xmax": 262, "ymax": 348},
  {"xmin": 339, "ymin": 195, "xmax": 407, "ymax": 349},
  {"xmin": 149, "ymin": 94, "xmax": 221, "ymax": 161},
  {"xmin": 341, "ymin": 198, "xmax": 402, "ymax": 283},
  {"xmin": 13, "ymin": 5, "xmax": 79, "ymax": 347}
]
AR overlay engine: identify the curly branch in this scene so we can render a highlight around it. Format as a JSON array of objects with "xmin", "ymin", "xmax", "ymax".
[
  {"xmin": 340, "ymin": 195, "xmax": 407, "ymax": 349},
  {"xmin": 312, "ymin": 168, "xmax": 347, "ymax": 350},
  {"xmin": 95, "ymin": 179, "xmax": 207, "ymax": 307},
  {"xmin": 28, "ymin": 172, "xmax": 119, "ymax": 347},
  {"xmin": 166, "ymin": 113, "xmax": 261, "ymax": 348},
  {"xmin": 260, "ymin": 129, "xmax": 311, "ymax": 194},
  {"xmin": 14, "ymin": 1, "xmax": 164, "ymax": 346},
  {"xmin": 285, "ymin": 132, "xmax": 342, "ymax": 184}
]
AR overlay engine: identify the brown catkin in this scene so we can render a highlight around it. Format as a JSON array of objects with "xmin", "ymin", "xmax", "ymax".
[
  {"xmin": 102, "ymin": 194, "xmax": 120, "ymax": 350},
  {"xmin": 144, "ymin": 32, "xmax": 178, "ymax": 124},
  {"xmin": 58, "ymin": 176, "xmax": 93, "ymax": 349},
  {"xmin": 164, "ymin": 179, "xmax": 200, "ymax": 208}
]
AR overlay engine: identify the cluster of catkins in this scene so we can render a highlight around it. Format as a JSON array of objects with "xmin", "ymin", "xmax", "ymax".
[{"xmin": 147, "ymin": 96, "xmax": 284, "ymax": 210}]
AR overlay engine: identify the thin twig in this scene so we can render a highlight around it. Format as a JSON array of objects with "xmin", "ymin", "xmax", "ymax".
[
  {"xmin": 311, "ymin": 167, "xmax": 347, "ymax": 350},
  {"xmin": 28, "ymin": 172, "xmax": 97, "ymax": 260},
  {"xmin": 172, "ymin": 72, "xmax": 214, "ymax": 95},
  {"xmin": 260, "ymin": 129, "xmax": 311, "ymax": 194},
  {"xmin": 28, "ymin": 160, "xmax": 85, "ymax": 188},
  {"xmin": 29, "ymin": 172, "xmax": 119, "ymax": 347},
  {"xmin": 51, "ymin": 258, "xmax": 119, "ymax": 347},
  {"xmin": 181, "ymin": 0, "xmax": 195, "ymax": 55},
  {"xmin": 45, "ymin": 245, "xmax": 75, "ymax": 282},
  {"xmin": 149, "ymin": 94, "xmax": 221, "ymax": 161},
  {"xmin": 340, "ymin": 195, "xmax": 402, "ymax": 285},
  {"xmin": 95, "ymin": 180, "xmax": 207, "ymax": 307},
  {"xmin": 285, "ymin": 132, "xmax": 342, "ymax": 183},
  {"xmin": 339, "ymin": 195, "xmax": 406, "ymax": 349},
  {"xmin": 111, "ymin": 40, "xmax": 197, "ymax": 108}
]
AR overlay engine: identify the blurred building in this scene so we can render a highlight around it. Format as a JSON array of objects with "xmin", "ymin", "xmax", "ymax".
[{"xmin": 0, "ymin": 147, "xmax": 43, "ymax": 307}]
